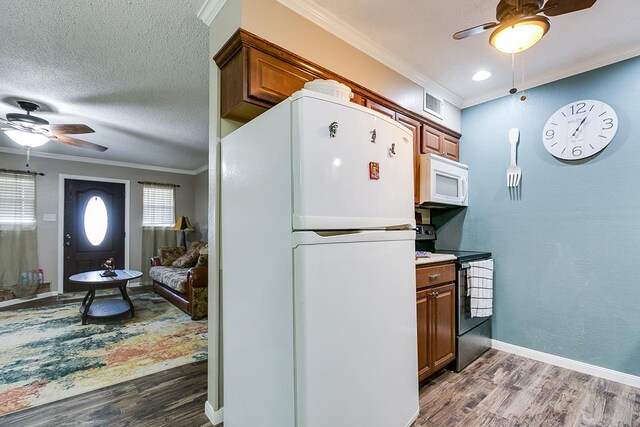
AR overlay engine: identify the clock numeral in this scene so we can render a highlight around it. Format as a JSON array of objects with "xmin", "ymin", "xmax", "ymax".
[
  {"xmin": 545, "ymin": 129, "xmax": 555, "ymax": 140},
  {"xmin": 572, "ymin": 146, "xmax": 583, "ymax": 157},
  {"xmin": 602, "ymin": 118, "xmax": 614, "ymax": 130},
  {"xmin": 570, "ymin": 102, "xmax": 587, "ymax": 115}
]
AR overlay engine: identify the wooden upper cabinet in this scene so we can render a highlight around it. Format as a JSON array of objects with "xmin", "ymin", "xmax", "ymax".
[
  {"xmin": 247, "ymin": 49, "xmax": 317, "ymax": 107},
  {"xmin": 423, "ymin": 125, "xmax": 442, "ymax": 156},
  {"xmin": 214, "ymin": 29, "xmax": 461, "ymax": 161},
  {"xmin": 351, "ymin": 92, "xmax": 366, "ymax": 106},
  {"xmin": 396, "ymin": 113, "xmax": 421, "ymax": 205},
  {"xmin": 442, "ymin": 134, "xmax": 460, "ymax": 161},
  {"xmin": 422, "ymin": 124, "xmax": 459, "ymax": 162},
  {"xmin": 365, "ymin": 99, "xmax": 396, "ymax": 120}
]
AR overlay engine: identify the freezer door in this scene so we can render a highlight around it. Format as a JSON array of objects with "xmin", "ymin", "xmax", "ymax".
[
  {"xmin": 293, "ymin": 231, "xmax": 419, "ymax": 427},
  {"xmin": 292, "ymin": 95, "xmax": 415, "ymax": 230}
]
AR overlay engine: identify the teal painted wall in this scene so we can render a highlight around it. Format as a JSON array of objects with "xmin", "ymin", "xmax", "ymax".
[{"xmin": 437, "ymin": 56, "xmax": 640, "ymax": 375}]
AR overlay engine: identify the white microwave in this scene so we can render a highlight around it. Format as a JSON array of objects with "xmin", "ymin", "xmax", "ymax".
[{"xmin": 418, "ymin": 154, "xmax": 468, "ymax": 207}]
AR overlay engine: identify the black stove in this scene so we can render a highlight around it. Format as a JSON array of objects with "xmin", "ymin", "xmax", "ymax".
[
  {"xmin": 432, "ymin": 250, "xmax": 492, "ymax": 263},
  {"xmin": 415, "ymin": 223, "xmax": 493, "ymax": 372},
  {"xmin": 415, "ymin": 224, "xmax": 490, "ymax": 262}
]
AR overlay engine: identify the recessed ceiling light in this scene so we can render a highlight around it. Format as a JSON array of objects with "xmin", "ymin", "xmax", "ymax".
[{"xmin": 472, "ymin": 70, "xmax": 492, "ymax": 82}]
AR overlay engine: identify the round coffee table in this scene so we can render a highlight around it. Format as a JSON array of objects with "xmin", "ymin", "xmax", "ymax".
[{"xmin": 68, "ymin": 270, "xmax": 143, "ymax": 325}]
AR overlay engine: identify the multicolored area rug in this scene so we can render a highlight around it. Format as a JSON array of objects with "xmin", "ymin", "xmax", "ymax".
[{"xmin": 0, "ymin": 292, "xmax": 207, "ymax": 416}]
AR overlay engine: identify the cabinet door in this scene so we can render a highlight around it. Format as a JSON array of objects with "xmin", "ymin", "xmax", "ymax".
[
  {"xmin": 365, "ymin": 99, "xmax": 396, "ymax": 120},
  {"xmin": 422, "ymin": 125, "xmax": 442, "ymax": 155},
  {"xmin": 416, "ymin": 289, "xmax": 432, "ymax": 381},
  {"xmin": 248, "ymin": 48, "xmax": 317, "ymax": 106},
  {"xmin": 431, "ymin": 283, "xmax": 456, "ymax": 372},
  {"xmin": 442, "ymin": 134, "xmax": 460, "ymax": 161},
  {"xmin": 351, "ymin": 92, "xmax": 366, "ymax": 106},
  {"xmin": 396, "ymin": 113, "xmax": 421, "ymax": 205}
]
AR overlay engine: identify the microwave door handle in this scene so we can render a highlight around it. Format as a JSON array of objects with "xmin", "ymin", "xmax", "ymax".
[{"xmin": 461, "ymin": 176, "xmax": 468, "ymax": 202}]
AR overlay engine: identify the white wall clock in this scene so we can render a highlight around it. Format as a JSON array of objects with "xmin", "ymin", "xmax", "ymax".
[{"xmin": 542, "ymin": 99, "xmax": 618, "ymax": 161}]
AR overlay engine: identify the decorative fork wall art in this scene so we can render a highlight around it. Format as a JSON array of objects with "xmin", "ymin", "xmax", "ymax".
[{"xmin": 507, "ymin": 128, "xmax": 522, "ymax": 188}]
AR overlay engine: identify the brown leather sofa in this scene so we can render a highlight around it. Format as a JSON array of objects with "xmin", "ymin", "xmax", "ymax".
[{"xmin": 149, "ymin": 257, "xmax": 208, "ymax": 320}]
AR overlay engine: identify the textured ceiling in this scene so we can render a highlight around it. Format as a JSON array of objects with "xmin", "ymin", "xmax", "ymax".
[
  {"xmin": 0, "ymin": 0, "xmax": 208, "ymax": 171},
  {"xmin": 309, "ymin": 0, "xmax": 640, "ymax": 106}
]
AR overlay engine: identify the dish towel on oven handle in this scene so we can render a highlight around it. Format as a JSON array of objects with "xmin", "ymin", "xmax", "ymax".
[{"xmin": 467, "ymin": 258, "xmax": 494, "ymax": 318}]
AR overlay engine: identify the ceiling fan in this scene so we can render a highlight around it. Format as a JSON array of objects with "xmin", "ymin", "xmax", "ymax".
[
  {"xmin": 0, "ymin": 101, "xmax": 108, "ymax": 152},
  {"xmin": 453, "ymin": 0, "xmax": 597, "ymax": 53}
]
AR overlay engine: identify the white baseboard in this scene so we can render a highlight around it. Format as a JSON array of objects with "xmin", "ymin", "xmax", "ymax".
[
  {"xmin": 204, "ymin": 401, "xmax": 224, "ymax": 425},
  {"xmin": 0, "ymin": 291, "xmax": 59, "ymax": 308},
  {"xmin": 492, "ymin": 339, "xmax": 640, "ymax": 389}
]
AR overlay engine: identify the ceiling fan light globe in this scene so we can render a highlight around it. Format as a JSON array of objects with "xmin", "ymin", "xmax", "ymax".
[
  {"xmin": 4, "ymin": 130, "xmax": 50, "ymax": 147},
  {"xmin": 489, "ymin": 16, "xmax": 550, "ymax": 53}
]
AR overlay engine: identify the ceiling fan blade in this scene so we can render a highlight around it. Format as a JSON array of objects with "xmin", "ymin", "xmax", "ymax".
[
  {"xmin": 50, "ymin": 134, "xmax": 108, "ymax": 152},
  {"xmin": 44, "ymin": 124, "xmax": 95, "ymax": 135},
  {"xmin": 0, "ymin": 118, "xmax": 26, "ymax": 131},
  {"xmin": 453, "ymin": 22, "xmax": 500, "ymax": 40},
  {"xmin": 542, "ymin": 0, "xmax": 596, "ymax": 16}
]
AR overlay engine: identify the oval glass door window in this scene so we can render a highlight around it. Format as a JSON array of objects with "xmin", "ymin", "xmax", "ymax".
[{"xmin": 84, "ymin": 196, "xmax": 109, "ymax": 246}]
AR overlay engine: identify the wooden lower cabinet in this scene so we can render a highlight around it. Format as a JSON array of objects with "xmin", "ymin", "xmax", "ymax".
[
  {"xmin": 431, "ymin": 283, "xmax": 456, "ymax": 372},
  {"xmin": 416, "ymin": 288, "xmax": 433, "ymax": 380},
  {"xmin": 416, "ymin": 265, "xmax": 456, "ymax": 381}
]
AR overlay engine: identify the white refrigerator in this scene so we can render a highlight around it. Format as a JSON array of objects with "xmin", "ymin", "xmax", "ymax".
[{"xmin": 221, "ymin": 88, "xmax": 419, "ymax": 427}]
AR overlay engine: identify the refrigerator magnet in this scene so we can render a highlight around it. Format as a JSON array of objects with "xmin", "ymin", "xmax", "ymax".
[{"xmin": 369, "ymin": 162, "xmax": 380, "ymax": 180}]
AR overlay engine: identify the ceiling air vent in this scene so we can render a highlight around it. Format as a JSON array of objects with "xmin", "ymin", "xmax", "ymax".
[{"xmin": 423, "ymin": 90, "xmax": 443, "ymax": 119}]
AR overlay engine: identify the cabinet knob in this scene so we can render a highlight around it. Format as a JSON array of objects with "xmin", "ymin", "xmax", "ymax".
[
  {"xmin": 429, "ymin": 291, "xmax": 439, "ymax": 297},
  {"xmin": 429, "ymin": 273, "xmax": 441, "ymax": 280}
]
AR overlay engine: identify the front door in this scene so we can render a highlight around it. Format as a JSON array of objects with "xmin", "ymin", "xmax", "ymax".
[{"xmin": 63, "ymin": 179, "xmax": 126, "ymax": 292}]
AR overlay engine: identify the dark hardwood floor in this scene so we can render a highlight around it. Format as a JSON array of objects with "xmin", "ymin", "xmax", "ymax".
[
  {"xmin": 413, "ymin": 349, "xmax": 639, "ymax": 426},
  {"xmin": 3, "ymin": 348, "xmax": 637, "ymax": 426},
  {"xmin": 1, "ymin": 361, "xmax": 212, "ymax": 427}
]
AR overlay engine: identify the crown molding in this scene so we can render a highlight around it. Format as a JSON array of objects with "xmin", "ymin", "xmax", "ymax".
[
  {"xmin": 462, "ymin": 44, "xmax": 640, "ymax": 109},
  {"xmin": 193, "ymin": 164, "xmax": 209, "ymax": 174},
  {"xmin": 0, "ymin": 146, "xmax": 207, "ymax": 176},
  {"xmin": 275, "ymin": 0, "xmax": 463, "ymax": 108},
  {"xmin": 198, "ymin": 0, "xmax": 228, "ymax": 26}
]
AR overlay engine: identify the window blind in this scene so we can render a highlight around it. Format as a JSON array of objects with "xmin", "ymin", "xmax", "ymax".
[
  {"xmin": 0, "ymin": 171, "xmax": 36, "ymax": 225},
  {"xmin": 142, "ymin": 183, "xmax": 175, "ymax": 227}
]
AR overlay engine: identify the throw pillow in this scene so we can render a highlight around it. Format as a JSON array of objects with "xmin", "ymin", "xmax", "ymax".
[
  {"xmin": 158, "ymin": 246, "xmax": 186, "ymax": 266},
  {"xmin": 172, "ymin": 248, "xmax": 199, "ymax": 268},
  {"xmin": 188, "ymin": 240, "xmax": 205, "ymax": 252},
  {"xmin": 196, "ymin": 253, "xmax": 208, "ymax": 267}
]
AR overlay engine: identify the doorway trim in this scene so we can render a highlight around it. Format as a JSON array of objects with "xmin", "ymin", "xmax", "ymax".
[{"xmin": 57, "ymin": 174, "xmax": 131, "ymax": 293}]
